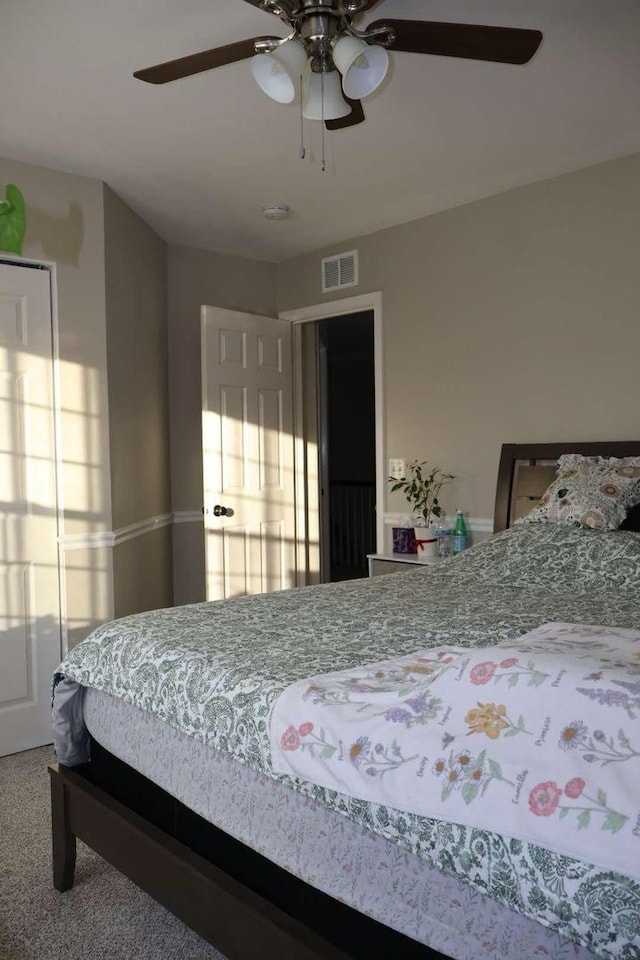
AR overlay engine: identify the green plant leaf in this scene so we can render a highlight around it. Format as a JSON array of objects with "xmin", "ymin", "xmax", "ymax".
[
  {"xmin": 602, "ymin": 812, "xmax": 627, "ymax": 833},
  {"xmin": 461, "ymin": 781, "xmax": 479, "ymax": 805},
  {"xmin": 577, "ymin": 810, "xmax": 591, "ymax": 829},
  {"xmin": 528, "ymin": 671, "xmax": 548, "ymax": 687},
  {"xmin": 0, "ymin": 184, "xmax": 26, "ymax": 255},
  {"xmin": 488, "ymin": 759, "xmax": 502, "ymax": 778}
]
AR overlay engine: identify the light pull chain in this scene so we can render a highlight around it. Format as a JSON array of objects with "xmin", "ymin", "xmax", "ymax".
[
  {"xmin": 299, "ymin": 76, "xmax": 306, "ymax": 160},
  {"xmin": 321, "ymin": 72, "xmax": 326, "ymax": 172}
]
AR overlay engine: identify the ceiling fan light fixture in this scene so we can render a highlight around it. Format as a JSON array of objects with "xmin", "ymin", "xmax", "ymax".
[
  {"xmin": 302, "ymin": 70, "xmax": 351, "ymax": 121},
  {"xmin": 250, "ymin": 38, "xmax": 307, "ymax": 103},
  {"xmin": 332, "ymin": 35, "xmax": 389, "ymax": 100}
]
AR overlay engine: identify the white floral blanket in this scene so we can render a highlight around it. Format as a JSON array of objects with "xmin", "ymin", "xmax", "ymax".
[{"xmin": 271, "ymin": 622, "xmax": 640, "ymax": 880}]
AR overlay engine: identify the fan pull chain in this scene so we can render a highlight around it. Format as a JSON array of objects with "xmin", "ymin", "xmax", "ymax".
[
  {"xmin": 321, "ymin": 72, "xmax": 326, "ymax": 172},
  {"xmin": 299, "ymin": 77, "xmax": 306, "ymax": 160}
]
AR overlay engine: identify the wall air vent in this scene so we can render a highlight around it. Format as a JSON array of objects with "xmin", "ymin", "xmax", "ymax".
[{"xmin": 321, "ymin": 250, "xmax": 359, "ymax": 293}]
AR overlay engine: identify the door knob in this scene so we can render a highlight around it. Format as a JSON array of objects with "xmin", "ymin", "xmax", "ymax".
[{"xmin": 213, "ymin": 504, "xmax": 230, "ymax": 517}]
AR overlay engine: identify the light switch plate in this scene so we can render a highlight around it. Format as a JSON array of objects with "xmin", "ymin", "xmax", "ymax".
[{"xmin": 389, "ymin": 458, "xmax": 405, "ymax": 480}]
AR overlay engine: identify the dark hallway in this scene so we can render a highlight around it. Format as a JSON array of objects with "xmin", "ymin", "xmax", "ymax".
[{"xmin": 318, "ymin": 311, "xmax": 376, "ymax": 581}]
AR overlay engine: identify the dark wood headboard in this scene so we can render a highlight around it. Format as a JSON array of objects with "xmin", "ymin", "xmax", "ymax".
[{"xmin": 494, "ymin": 441, "xmax": 640, "ymax": 532}]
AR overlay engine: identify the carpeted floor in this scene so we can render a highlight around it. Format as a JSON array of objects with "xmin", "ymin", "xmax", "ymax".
[{"xmin": 0, "ymin": 746, "xmax": 228, "ymax": 960}]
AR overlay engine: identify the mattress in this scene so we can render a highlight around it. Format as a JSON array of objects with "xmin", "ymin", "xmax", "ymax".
[
  {"xmin": 83, "ymin": 685, "xmax": 590, "ymax": 960},
  {"xmin": 55, "ymin": 522, "xmax": 640, "ymax": 958}
]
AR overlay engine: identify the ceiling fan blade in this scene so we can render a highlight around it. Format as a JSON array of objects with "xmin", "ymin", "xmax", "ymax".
[
  {"xmin": 134, "ymin": 37, "xmax": 278, "ymax": 84},
  {"xmin": 325, "ymin": 97, "xmax": 365, "ymax": 131},
  {"xmin": 369, "ymin": 19, "xmax": 543, "ymax": 65}
]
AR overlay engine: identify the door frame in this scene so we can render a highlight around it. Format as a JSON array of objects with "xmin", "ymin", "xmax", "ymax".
[
  {"xmin": 279, "ymin": 292, "xmax": 384, "ymax": 582},
  {"xmin": 0, "ymin": 253, "xmax": 65, "ymax": 653}
]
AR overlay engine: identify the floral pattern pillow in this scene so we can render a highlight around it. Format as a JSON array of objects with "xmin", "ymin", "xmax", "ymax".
[{"xmin": 520, "ymin": 454, "xmax": 640, "ymax": 530}]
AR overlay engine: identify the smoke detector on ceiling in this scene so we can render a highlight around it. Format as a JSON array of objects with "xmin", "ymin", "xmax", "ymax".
[{"xmin": 262, "ymin": 203, "xmax": 291, "ymax": 221}]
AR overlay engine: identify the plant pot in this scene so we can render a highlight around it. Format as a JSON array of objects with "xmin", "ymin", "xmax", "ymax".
[{"xmin": 413, "ymin": 526, "xmax": 437, "ymax": 558}]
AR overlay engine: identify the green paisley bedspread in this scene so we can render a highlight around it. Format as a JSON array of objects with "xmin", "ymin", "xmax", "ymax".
[{"xmin": 55, "ymin": 523, "xmax": 640, "ymax": 959}]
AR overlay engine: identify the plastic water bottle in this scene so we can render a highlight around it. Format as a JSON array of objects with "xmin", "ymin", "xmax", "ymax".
[
  {"xmin": 452, "ymin": 510, "xmax": 468, "ymax": 554},
  {"xmin": 435, "ymin": 523, "xmax": 452, "ymax": 558}
]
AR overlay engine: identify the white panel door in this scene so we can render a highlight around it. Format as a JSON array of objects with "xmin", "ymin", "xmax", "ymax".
[
  {"xmin": 201, "ymin": 307, "xmax": 296, "ymax": 600},
  {"xmin": 0, "ymin": 262, "xmax": 61, "ymax": 756}
]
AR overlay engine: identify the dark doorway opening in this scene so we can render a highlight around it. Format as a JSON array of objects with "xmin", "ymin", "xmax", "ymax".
[{"xmin": 318, "ymin": 311, "xmax": 376, "ymax": 582}]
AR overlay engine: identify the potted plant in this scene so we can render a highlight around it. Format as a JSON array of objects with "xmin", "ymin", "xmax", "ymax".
[{"xmin": 388, "ymin": 460, "xmax": 454, "ymax": 556}]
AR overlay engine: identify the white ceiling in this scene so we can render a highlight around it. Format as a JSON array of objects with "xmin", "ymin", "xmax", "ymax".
[{"xmin": 2, "ymin": 0, "xmax": 640, "ymax": 262}]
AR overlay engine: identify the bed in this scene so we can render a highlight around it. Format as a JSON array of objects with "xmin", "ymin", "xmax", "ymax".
[{"xmin": 50, "ymin": 441, "xmax": 640, "ymax": 960}]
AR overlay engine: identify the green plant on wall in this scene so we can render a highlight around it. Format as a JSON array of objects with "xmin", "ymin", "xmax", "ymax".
[{"xmin": 0, "ymin": 184, "xmax": 26, "ymax": 255}]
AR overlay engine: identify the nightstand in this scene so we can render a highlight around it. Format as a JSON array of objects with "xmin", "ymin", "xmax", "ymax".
[{"xmin": 367, "ymin": 553, "xmax": 441, "ymax": 577}]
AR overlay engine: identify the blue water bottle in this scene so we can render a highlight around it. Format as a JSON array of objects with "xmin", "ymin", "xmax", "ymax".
[
  {"xmin": 452, "ymin": 510, "xmax": 468, "ymax": 554},
  {"xmin": 435, "ymin": 523, "xmax": 452, "ymax": 558}
]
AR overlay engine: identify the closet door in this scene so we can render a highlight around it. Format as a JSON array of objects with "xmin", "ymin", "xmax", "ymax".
[{"xmin": 0, "ymin": 261, "xmax": 61, "ymax": 756}]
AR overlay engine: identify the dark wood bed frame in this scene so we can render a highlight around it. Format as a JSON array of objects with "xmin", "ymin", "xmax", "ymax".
[{"xmin": 49, "ymin": 440, "xmax": 640, "ymax": 960}]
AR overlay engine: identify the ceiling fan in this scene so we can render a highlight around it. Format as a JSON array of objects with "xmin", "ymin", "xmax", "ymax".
[{"xmin": 134, "ymin": 0, "xmax": 542, "ymax": 132}]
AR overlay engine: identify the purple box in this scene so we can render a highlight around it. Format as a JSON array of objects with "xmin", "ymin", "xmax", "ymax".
[{"xmin": 392, "ymin": 527, "xmax": 416, "ymax": 555}]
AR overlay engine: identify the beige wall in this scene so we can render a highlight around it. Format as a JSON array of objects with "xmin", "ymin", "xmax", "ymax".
[
  {"xmin": 0, "ymin": 156, "xmax": 115, "ymax": 644},
  {"xmin": 104, "ymin": 186, "xmax": 170, "ymax": 528},
  {"xmin": 167, "ymin": 243, "xmax": 276, "ymax": 604},
  {"xmin": 0, "ymin": 158, "xmax": 174, "ymax": 643},
  {"xmin": 103, "ymin": 185, "xmax": 173, "ymax": 617},
  {"xmin": 277, "ymin": 152, "xmax": 640, "ymax": 525},
  {"xmin": 112, "ymin": 528, "xmax": 173, "ymax": 619}
]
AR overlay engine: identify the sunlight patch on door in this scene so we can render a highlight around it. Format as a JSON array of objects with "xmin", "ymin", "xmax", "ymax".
[
  {"xmin": 0, "ymin": 563, "xmax": 34, "ymax": 705},
  {"xmin": 220, "ymin": 387, "xmax": 247, "ymax": 492},
  {"xmin": 260, "ymin": 520, "xmax": 284, "ymax": 593},
  {"xmin": 258, "ymin": 388, "xmax": 283, "ymax": 490}
]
